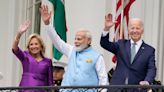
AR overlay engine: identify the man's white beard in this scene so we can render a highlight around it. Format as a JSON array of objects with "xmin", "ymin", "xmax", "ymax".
[{"xmin": 76, "ymin": 44, "xmax": 88, "ymax": 52}]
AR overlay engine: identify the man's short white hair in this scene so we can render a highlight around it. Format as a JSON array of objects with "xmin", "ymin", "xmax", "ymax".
[
  {"xmin": 77, "ymin": 28, "xmax": 92, "ymax": 41},
  {"xmin": 128, "ymin": 18, "xmax": 144, "ymax": 30}
]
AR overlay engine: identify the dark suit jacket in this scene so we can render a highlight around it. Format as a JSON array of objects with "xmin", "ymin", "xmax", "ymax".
[{"xmin": 100, "ymin": 33, "xmax": 156, "ymax": 85}]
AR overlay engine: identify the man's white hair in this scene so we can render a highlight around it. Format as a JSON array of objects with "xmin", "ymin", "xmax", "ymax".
[
  {"xmin": 77, "ymin": 28, "xmax": 92, "ymax": 41},
  {"xmin": 128, "ymin": 18, "xmax": 144, "ymax": 30}
]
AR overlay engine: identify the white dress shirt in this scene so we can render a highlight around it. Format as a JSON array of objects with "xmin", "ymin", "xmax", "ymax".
[{"xmin": 130, "ymin": 39, "xmax": 143, "ymax": 54}]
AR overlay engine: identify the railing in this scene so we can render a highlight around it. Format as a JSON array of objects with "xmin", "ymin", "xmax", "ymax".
[{"xmin": 0, "ymin": 85, "xmax": 164, "ymax": 92}]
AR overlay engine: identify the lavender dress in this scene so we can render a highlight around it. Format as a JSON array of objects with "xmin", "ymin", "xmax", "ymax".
[{"xmin": 13, "ymin": 47, "xmax": 53, "ymax": 91}]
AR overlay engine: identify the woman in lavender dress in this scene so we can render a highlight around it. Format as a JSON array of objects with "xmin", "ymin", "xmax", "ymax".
[{"xmin": 12, "ymin": 20, "xmax": 53, "ymax": 91}]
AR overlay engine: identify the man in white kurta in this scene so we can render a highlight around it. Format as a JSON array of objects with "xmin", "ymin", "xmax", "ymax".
[{"xmin": 40, "ymin": 5, "xmax": 108, "ymax": 90}]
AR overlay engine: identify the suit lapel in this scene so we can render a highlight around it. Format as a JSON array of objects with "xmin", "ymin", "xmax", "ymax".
[
  {"xmin": 125, "ymin": 40, "xmax": 131, "ymax": 64},
  {"xmin": 133, "ymin": 42, "xmax": 145, "ymax": 63}
]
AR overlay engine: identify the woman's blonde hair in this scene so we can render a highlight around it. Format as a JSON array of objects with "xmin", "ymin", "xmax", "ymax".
[{"xmin": 26, "ymin": 33, "xmax": 46, "ymax": 56}]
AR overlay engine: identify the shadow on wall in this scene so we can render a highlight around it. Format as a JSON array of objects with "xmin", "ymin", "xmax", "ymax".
[{"xmin": 0, "ymin": 72, "xmax": 3, "ymax": 80}]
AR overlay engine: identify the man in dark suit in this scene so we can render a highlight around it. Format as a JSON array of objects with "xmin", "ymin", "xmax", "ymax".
[{"xmin": 100, "ymin": 14, "xmax": 156, "ymax": 91}]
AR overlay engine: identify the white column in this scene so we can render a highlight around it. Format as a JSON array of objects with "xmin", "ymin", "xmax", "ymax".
[
  {"xmin": 156, "ymin": 0, "xmax": 164, "ymax": 84},
  {"xmin": 0, "ymin": 0, "xmax": 29, "ymax": 86}
]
